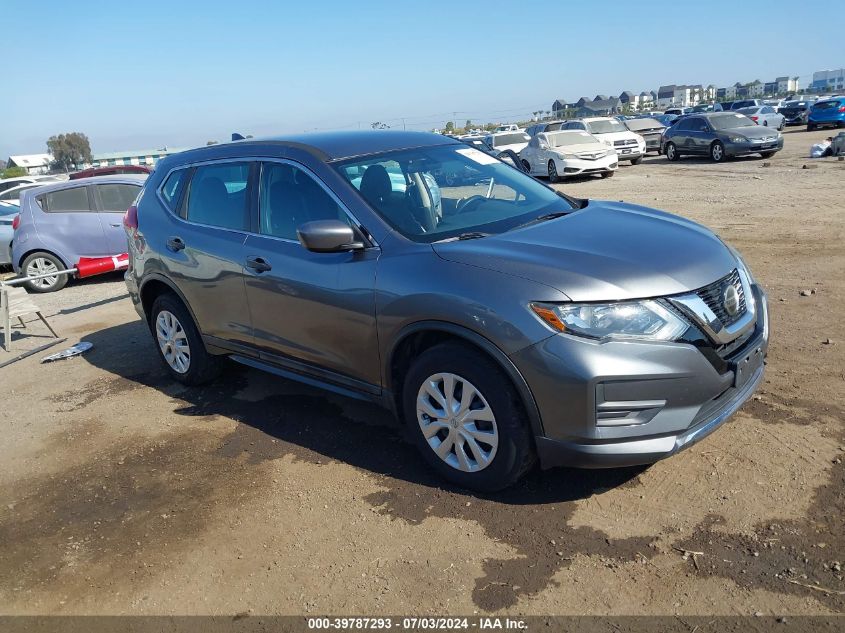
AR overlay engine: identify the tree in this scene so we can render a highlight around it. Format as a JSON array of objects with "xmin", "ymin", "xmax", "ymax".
[
  {"xmin": 1, "ymin": 165, "xmax": 27, "ymax": 179},
  {"xmin": 206, "ymin": 140, "xmax": 218, "ymax": 146},
  {"xmin": 444, "ymin": 121, "xmax": 454, "ymax": 131},
  {"xmin": 46, "ymin": 132, "xmax": 92, "ymax": 172},
  {"xmin": 465, "ymin": 119, "xmax": 472, "ymax": 130},
  {"xmin": 370, "ymin": 121, "xmax": 390, "ymax": 129}
]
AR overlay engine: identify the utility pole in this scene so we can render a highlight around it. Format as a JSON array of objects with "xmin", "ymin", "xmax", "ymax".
[{"xmin": 402, "ymin": 118, "xmax": 406, "ymax": 130}]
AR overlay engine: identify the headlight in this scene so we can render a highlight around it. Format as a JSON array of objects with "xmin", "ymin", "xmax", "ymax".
[
  {"xmin": 728, "ymin": 135, "xmax": 747, "ymax": 143},
  {"xmin": 530, "ymin": 300, "xmax": 689, "ymax": 341},
  {"xmin": 555, "ymin": 152, "xmax": 576, "ymax": 159}
]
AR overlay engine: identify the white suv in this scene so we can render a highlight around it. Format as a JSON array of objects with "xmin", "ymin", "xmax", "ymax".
[{"xmin": 562, "ymin": 118, "xmax": 646, "ymax": 164}]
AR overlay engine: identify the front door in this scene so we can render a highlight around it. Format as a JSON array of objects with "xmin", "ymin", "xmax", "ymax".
[
  {"xmin": 242, "ymin": 160, "xmax": 380, "ymax": 389},
  {"xmin": 93, "ymin": 181, "xmax": 143, "ymax": 254}
]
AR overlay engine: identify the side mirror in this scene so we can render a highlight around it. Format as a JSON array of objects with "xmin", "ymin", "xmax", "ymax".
[
  {"xmin": 538, "ymin": 141, "xmax": 548, "ymax": 149},
  {"xmin": 297, "ymin": 220, "xmax": 364, "ymax": 253}
]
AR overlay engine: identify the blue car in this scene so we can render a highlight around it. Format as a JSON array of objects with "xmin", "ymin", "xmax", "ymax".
[{"xmin": 807, "ymin": 97, "xmax": 845, "ymax": 131}]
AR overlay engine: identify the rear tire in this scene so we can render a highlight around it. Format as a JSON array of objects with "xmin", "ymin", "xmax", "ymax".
[
  {"xmin": 402, "ymin": 343, "xmax": 535, "ymax": 492},
  {"xmin": 807, "ymin": 123, "xmax": 817, "ymax": 131},
  {"xmin": 21, "ymin": 252, "xmax": 68, "ymax": 293},
  {"xmin": 710, "ymin": 141, "xmax": 726, "ymax": 162},
  {"xmin": 149, "ymin": 293, "xmax": 221, "ymax": 385},
  {"xmin": 665, "ymin": 142, "xmax": 679, "ymax": 161}
]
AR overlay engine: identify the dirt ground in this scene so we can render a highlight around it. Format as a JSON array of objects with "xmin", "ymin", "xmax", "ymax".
[{"xmin": 0, "ymin": 127, "xmax": 843, "ymax": 618}]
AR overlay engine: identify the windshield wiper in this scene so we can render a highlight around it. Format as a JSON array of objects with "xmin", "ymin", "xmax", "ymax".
[
  {"xmin": 512, "ymin": 211, "xmax": 570, "ymax": 231},
  {"xmin": 435, "ymin": 232, "xmax": 490, "ymax": 243}
]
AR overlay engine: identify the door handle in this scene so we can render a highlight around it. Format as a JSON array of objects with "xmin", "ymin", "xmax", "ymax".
[
  {"xmin": 166, "ymin": 236, "xmax": 185, "ymax": 252},
  {"xmin": 246, "ymin": 256, "xmax": 272, "ymax": 273}
]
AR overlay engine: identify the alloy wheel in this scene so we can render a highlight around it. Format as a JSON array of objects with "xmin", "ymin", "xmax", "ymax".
[
  {"xmin": 548, "ymin": 160, "xmax": 559, "ymax": 181},
  {"xmin": 711, "ymin": 142, "xmax": 724, "ymax": 162},
  {"xmin": 155, "ymin": 310, "xmax": 191, "ymax": 374},
  {"xmin": 416, "ymin": 372, "xmax": 499, "ymax": 472},
  {"xmin": 25, "ymin": 257, "xmax": 59, "ymax": 290}
]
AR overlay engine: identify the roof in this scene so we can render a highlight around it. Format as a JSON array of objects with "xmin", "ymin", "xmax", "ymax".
[
  {"xmin": 20, "ymin": 174, "xmax": 147, "ymax": 197},
  {"xmin": 7, "ymin": 154, "xmax": 52, "ymax": 168},
  {"xmin": 620, "ymin": 91, "xmax": 635, "ymax": 99},
  {"xmin": 172, "ymin": 130, "xmax": 461, "ymax": 164},
  {"xmin": 580, "ymin": 98, "xmax": 621, "ymax": 111}
]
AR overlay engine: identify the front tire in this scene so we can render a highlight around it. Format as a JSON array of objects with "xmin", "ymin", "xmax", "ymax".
[
  {"xmin": 22, "ymin": 252, "xmax": 68, "ymax": 293},
  {"xmin": 149, "ymin": 293, "xmax": 221, "ymax": 385},
  {"xmin": 521, "ymin": 159, "xmax": 531, "ymax": 172},
  {"xmin": 760, "ymin": 151, "xmax": 776, "ymax": 159},
  {"xmin": 630, "ymin": 156, "xmax": 643, "ymax": 165},
  {"xmin": 402, "ymin": 343, "xmax": 535, "ymax": 492},
  {"xmin": 807, "ymin": 123, "xmax": 817, "ymax": 131},
  {"xmin": 665, "ymin": 142, "xmax": 679, "ymax": 161},
  {"xmin": 547, "ymin": 159, "xmax": 560, "ymax": 183},
  {"xmin": 710, "ymin": 141, "xmax": 726, "ymax": 162},
  {"xmin": 601, "ymin": 170, "xmax": 615, "ymax": 178}
]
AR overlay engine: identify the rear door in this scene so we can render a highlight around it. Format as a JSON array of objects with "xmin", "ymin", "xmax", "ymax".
[
  {"xmin": 685, "ymin": 117, "xmax": 711, "ymax": 154},
  {"xmin": 36, "ymin": 185, "xmax": 109, "ymax": 258},
  {"xmin": 160, "ymin": 161, "xmax": 254, "ymax": 346},
  {"xmin": 93, "ymin": 181, "xmax": 143, "ymax": 254}
]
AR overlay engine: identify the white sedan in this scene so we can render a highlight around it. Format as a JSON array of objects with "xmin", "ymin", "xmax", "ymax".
[{"xmin": 519, "ymin": 130, "xmax": 618, "ymax": 181}]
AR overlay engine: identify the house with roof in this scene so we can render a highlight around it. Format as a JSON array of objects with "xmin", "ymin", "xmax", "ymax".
[
  {"xmin": 619, "ymin": 91, "xmax": 638, "ymax": 109},
  {"xmin": 89, "ymin": 147, "xmax": 188, "ymax": 169},
  {"xmin": 5, "ymin": 154, "xmax": 52, "ymax": 175},
  {"xmin": 576, "ymin": 97, "xmax": 622, "ymax": 117},
  {"xmin": 551, "ymin": 98, "xmax": 569, "ymax": 112}
]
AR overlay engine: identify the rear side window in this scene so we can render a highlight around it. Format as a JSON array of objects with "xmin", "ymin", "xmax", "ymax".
[
  {"xmin": 160, "ymin": 169, "xmax": 187, "ymax": 212},
  {"xmin": 39, "ymin": 186, "xmax": 92, "ymax": 213},
  {"xmin": 185, "ymin": 163, "xmax": 250, "ymax": 231},
  {"xmin": 97, "ymin": 183, "xmax": 141, "ymax": 213}
]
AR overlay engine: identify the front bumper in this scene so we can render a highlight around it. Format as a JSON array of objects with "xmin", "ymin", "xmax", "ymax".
[
  {"xmin": 725, "ymin": 138, "xmax": 784, "ymax": 156},
  {"xmin": 511, "ymin": 284, "xmax": 769, "ymax": 469},
  {"xmin": 555, "ymin": 155, "xmax": 617, "ymax": 176}
]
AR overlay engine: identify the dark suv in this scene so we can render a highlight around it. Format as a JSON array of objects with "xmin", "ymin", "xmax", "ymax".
[{"xmin": 125, "ymin": 131, "xmax": 768, "ymax": 491}]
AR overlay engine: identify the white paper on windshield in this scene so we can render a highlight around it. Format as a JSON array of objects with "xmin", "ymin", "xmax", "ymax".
[{"xmin": 456, "ymin": 147, "xmax": 500, "ymax": 165}]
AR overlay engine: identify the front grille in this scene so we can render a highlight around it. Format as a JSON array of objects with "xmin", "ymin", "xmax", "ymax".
[
  {"xmin": 696, "ymin": 269, "xmax": 746, "ymax": 327},
  {"xmin": 613, "ymin": 139, "xmax": 637, "ymax": 147}
]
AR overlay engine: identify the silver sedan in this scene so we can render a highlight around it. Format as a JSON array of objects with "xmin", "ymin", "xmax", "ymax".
[{"xmin": 737, "ymin": 105, "xmax": 785, "ymax": 130}]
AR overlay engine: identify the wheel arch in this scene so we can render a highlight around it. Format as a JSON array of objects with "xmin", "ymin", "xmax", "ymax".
[
  {"xmin": 17, "ymin": 247, "xmax": 71, "ymax": 271},
  {"xmin": 139, "ymin": 274, "xmax": 201, "ymax": 331},
  {"xmin": 385, "ymin": 321, "xmax": 545, "ymax": 438}
]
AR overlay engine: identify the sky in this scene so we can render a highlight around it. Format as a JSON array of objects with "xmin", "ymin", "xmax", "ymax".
[{"xmin": 2, "ymin": 0, "xmax": 842, "ymax": 159}]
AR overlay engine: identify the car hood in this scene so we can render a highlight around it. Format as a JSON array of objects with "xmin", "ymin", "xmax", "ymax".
[
  {"xmin": 591, "ymin": 131, "xmax": 640, "ymax": 143},
  {"xmin": 432, "ymin": 201, "xmax": 738, "ymax": 301},
  {"xmin": 723, "ymin": 125, "xmax": 778, "ymax": 139}
]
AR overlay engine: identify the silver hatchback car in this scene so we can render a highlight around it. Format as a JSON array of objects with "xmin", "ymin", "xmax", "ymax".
[
  {"xmin": 12, "ymin": 175, "xmax": 145, "ymax": 292},
  {"xmin": 125, "ymin": 131, "xmax": 768, "ymax": 491}
]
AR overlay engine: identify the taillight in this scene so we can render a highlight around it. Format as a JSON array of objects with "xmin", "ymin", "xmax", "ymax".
[
  {"xmin": 123, "ymin": 205, "xmax": 138, "ymax": 230},
  {"xmin": 750, "ymin": 116, "xmax": 758, "ymax": 123},
  {"xmin": 839, "ymin": 105, "xmax": 845, "ymax": 112},
  {"xmin": 11, "ymin": 214, "xmax": 20, "ymax": 231}
]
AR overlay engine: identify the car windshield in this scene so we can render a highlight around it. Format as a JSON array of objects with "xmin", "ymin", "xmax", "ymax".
[
  {"xmin": 491, "ymin": 133, "xmax": 529, "ymax": 146},
  {"xmin": 814, "ymin": 101, "xmax": 841, "ymax": 110},
  {"xmin": 737, "ymin": 107, "xmax": 760, "ymax": 114},
  {"xmin": 709, "ymin": 113, "xmax": 756, "ymax": 130},
  {"xmin": 335, "ymin": 144, "xmax": 576, "ymax": 243},
  {"xmin": 586, "ymin": 119, "xmax": 627, "ymax": 134},
  {"xmin": 545, "ymin": 131, "xmax": 595, "ymax": 147},
  {"xmin": 783, "ymin": 101, "xmax": 808, "ymax": 108},
  {"xmin": 0, "ymin": 201, "xmax": 20, "ymax": 215}
]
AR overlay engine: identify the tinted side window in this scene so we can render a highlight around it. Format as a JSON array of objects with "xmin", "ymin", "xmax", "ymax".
[
  {"xmin": 97, "ymin": 183, "xmax": 140, "ymax": 212},
  {"xmin": 41, "ymin": 187, "xmax": 91, "ymax": 213},
  {"xmin": 674, "ymin": 119, "xmax": 692, "ymax": 131},
  {"xmin": 688, "ymin": 118, "xmax": 707, "ymax": 132},
  {"xmin": 259, "ymin": 162, "xmax": 345, "ymax": 240},
  {"xmin": 160, "ymin": 169, "xmax": 187, "ymax": 213},
  {"xmin": 186, "ymin": 163, "xmax": 250, "ymax": 231}
]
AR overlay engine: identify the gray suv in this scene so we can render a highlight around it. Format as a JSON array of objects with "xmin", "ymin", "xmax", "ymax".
[{"xmin": 125, "ymin": 131, "xmax": 768, "ymax": 491}]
